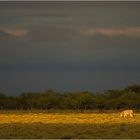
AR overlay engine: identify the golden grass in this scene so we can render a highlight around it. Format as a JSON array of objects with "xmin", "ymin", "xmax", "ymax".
[
  {"xmin": 0, "ymin": 112, "xmax": 139, "ymax": 124},
  {"xmin": 0, "ymin": 111, "xmax": 140, "ymax": 138}
]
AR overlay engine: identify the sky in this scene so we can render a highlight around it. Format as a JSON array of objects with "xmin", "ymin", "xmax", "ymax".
[{"xmin": 0, "ymin": 1, "xmax": 140, "ymax": 95}]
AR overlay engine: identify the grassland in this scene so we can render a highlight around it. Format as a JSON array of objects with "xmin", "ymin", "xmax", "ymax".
[{"xmin": 0, "ymin": 110, "xmax": 140, "ymax": 139}]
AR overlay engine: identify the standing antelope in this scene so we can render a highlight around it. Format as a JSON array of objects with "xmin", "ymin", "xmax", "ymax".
[{"xmin": 120, "ymin": 110, "xmax": 134, "ymax": 118}]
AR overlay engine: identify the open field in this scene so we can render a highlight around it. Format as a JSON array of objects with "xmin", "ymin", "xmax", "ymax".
[{"xmin": 0, "ymin": 111, "xmax": 140, "ymax": 139}]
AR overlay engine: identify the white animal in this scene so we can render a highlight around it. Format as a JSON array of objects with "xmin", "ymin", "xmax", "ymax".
[{"xmin": 120, "ymin": 110, "xmax": 134, "ymax": 118}]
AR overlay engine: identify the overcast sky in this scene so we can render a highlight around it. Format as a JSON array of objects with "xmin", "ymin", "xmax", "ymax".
[{"xmin": 0, "ymin": 1, "xmax": 140, "ymax": 95}]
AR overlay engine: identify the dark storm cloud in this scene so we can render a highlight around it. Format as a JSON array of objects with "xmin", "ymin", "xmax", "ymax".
[
  {"xmin": 0, "ymin": 1, "xmax": 140, "ymax": 95},
  {"xmin": 0, "ymin": 30, "xmax": 11, "ymax": 41},
  {"xmin": 0, "ymin": 62, "xmax": 140, "ymax": 72},
  {"xmin": 28, "ymin": 25, "xmax": 79, "ymax": 42},
  {"xmin": 0, "ymin": 26, "xmax": 140, "ymax": 65},
  {"xmin": 1, "ymin": 2, "xmax": 140, "ymax": 27},
  {"xmin": 1, "ymin": 71, "xmax": 140, "ymax": 95}
]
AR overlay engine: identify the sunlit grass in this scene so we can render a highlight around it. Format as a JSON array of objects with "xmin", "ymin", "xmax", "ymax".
[
  {"xmin": 0, "ymin": 111, "xmax": 140, "ymax": 138},
  {"xmin": 0, "ymin": 112, "xmax": 139, "ymax": 124}
]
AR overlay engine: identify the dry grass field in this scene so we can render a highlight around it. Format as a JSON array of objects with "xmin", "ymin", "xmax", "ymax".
[{"xmin": 0, "ymin": 111, "xmax": 140, "ymax": 139}]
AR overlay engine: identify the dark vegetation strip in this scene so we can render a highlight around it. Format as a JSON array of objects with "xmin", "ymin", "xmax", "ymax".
[{"xmin": 0, "ymin": 85, "xmax": 140, "ymax": 110}]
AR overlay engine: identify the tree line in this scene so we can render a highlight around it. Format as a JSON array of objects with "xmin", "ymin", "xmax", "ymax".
[{"xmin": 0, "ymin": 85, "xmax": 140, "ymax": 110}]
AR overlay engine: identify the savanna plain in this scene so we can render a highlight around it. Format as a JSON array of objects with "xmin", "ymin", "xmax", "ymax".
[{"xmin": 0, "ymin": 110, "xmax": 140, "ymax": 139}]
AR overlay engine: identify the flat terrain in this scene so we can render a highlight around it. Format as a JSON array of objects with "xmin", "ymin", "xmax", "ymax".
[{"xmin": 0, "ymin": 111, "xmax": 140, "ymax": 139}]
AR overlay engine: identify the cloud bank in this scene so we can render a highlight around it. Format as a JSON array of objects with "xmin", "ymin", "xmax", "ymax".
[
  {"xmin": 0, "ymin": 28, "xmax": 28, "ymax": 37},
  {"xmin": 80, "ymin": 27, "xmax": 140, "ymax": 37}
]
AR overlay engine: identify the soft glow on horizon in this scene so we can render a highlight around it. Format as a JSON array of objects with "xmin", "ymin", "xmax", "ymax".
[
  {"xmin": 0, "ymin": 28, "xmax": 29, "ymax": 37},
  {"xmin": 81, "ymin": 27, "xmax": 140, "ymax": 37}
]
